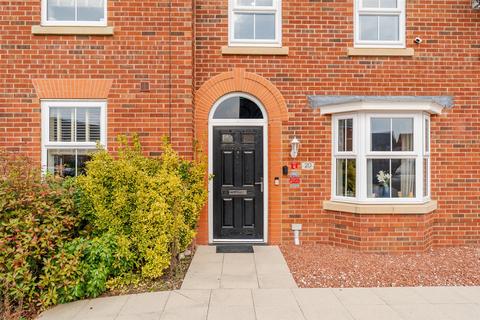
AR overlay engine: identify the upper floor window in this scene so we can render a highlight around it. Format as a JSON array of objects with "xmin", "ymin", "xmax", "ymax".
[
  {"xmin": 333, "ymin": 111, "xmax": 430, "ymax": 203},
  {"xmin": 41, "ymin": 100, "xmax": 107, "ymax": 177},
  {"xmin": 228, "ymin": 0, "xmax": 282, "ymax": 47},
  {"xmin": 355, "ymin": 0, "xmax": 405, "ymax": 48},
  {"xmin": 42, "ymin": 0, "xmax": 107, "ymax": 26}
]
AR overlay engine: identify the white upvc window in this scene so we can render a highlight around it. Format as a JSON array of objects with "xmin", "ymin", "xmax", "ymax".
[
  {"xmin": 354, "ymin": 0, "xmax": 405, "ymax": 48},
  {"xmin": 228, "ymin": 0, "xmax": 282, "ymax": 47},
  {"xmin": 41, "ymin": 100, "xmax": 107, "ymax": 177},
  {"xmin": 332, "ymin": 111, "xmax": 430, "ymax": 204},
  {"xmin": 41, "ymin": 0, "xmax": 107, "ymax": 26}
]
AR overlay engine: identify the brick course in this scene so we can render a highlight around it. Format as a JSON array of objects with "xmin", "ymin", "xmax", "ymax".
[{"xmin": 1, "ymin": 0, "xmax": 479, "ymax": 252}]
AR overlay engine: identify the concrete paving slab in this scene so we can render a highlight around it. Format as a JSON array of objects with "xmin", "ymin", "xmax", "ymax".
[
  {"xmin": 160, "ymin": 290, "xmax": 210, "ymax": 320},
  {"xmin": 181, "ymin": 273, "xmax": 221, "ymax": 290},
  {"xmin": 293, "ymin": 289, "xmax": 353, "ymax": 320},
  {"xmin": 413, "ymin": 286, "xmax": 471, "ymax": 304},
  {"xmin": 293, "ymin": 288, "xmax": 343, "ymax": 306},
  {"xmin": 221, "ymin": 273, "xmax": 259, "ymax": 289},
  {"xmin": 454, "ymin": 286, "xmax": 480, "ymax": 304},
  {"xmin": 252, "ymin": 289, "xmax": 305, "ymax": 320},
  {"xmin": 333, "ymin": 288, "xmax": 386, "ymax": 305},
  {"xmin": 207, "ymin": 289, "xmax": 255, "ymax": 320},
  {"xmin": 38, "ymin": 299, "xmax": 90, "ymax": 320},
  {"xmin": 435, "ymin": 304, "xmax": 480, "ymax": 320},
  {"xmin": 371, "ymin": 287, "xmax": 429, "ymax": 305},
  {"xmin": 257, "ymin": 273, "xmax": 297, "ymax": 288},
  {"xmin": 390, "ymin": 303, "xmax": 452, "ymax": 320},
  {"xmin": 72, "ymin": 295, "xmax": 129, "ymax": 320},
  {"xmin": 117, "ymin": 291, "xmax": 169, "ymax": 316},
  {"xmin": 345, "ymin": 304, "xmax": 403, "ymax": 320}
]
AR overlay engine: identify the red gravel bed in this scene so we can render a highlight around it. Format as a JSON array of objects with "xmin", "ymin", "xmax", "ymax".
[{"xmin": 280, "ymin": 244, "xmax": 480, "ymax": 288}]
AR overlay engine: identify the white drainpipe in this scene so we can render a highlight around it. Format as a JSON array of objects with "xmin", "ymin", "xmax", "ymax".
[{"xmin": 291, "ymin": 224, "xmax": 302, "ymax": 245}]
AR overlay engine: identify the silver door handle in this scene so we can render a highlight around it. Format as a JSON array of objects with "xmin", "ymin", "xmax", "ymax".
[{"xmin": 255, "ymin": 178, "xmax": 264, "ymax": 192}]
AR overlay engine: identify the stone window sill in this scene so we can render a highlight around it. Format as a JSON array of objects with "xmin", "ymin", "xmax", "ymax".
[
  {"xmin": 32, "ymin": 26, "xmax": 114, "ymax": 36},
  {"xmin": 323, "ymin": 200, "xmax": 437, "ymax": 214},
  {"xmin": 347, "ymin": 47, "xmax": 414, "ymax": 57},
  {"xmin": 221, "ymin": 46, "xmax": 289, "ymax": 55}
]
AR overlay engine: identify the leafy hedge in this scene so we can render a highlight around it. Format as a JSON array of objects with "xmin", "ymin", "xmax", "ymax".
[{"xmin": 0, "ymin": 137, "xmax": 208, "ymax": 319}]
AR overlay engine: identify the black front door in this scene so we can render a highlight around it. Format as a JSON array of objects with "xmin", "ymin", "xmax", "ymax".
[{"xmin": 213, "ymin": 126, "xmax": 264, "ymax": 240}]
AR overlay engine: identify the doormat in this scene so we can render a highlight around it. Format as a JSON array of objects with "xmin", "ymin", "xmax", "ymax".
[{"xmin": 216, "ymin": 245, "xmax": 254, "ymax": 253}]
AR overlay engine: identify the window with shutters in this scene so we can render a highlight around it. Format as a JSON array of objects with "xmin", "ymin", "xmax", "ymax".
[{"xmin": 41, "ymin": 100, "xmax": 107, "ymax": 177}]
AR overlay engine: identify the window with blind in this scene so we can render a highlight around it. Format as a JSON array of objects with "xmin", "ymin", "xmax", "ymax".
[{"xmin": 42, "ymin": 101, "xmax": 106, "ymax": 177}]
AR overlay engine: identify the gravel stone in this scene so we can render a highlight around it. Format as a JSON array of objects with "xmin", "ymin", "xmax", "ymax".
[{"xmin": 280, "ymin": 245, "xmax": 480, "ymax": 288}]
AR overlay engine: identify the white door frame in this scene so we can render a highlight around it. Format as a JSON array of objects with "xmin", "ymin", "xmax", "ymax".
[{"xmin": 208, "ymin": 92, "xmax": 269, "ymax": 243}]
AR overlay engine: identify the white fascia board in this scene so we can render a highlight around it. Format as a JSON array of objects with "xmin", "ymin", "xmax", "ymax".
[{"xmin": 319, "ymin": 100, "xmax": 444, "ymax": 115}]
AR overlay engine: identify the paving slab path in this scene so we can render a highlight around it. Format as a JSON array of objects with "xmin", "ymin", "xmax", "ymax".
[{"xmin": 38, "ymin": 246, "xmax": 480, "ymax": 320}]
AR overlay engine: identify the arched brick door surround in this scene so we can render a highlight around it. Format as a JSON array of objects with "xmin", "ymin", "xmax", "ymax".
[{"xmin": 194, "ymin": 68, "xmax": 288, "ymax": 244}]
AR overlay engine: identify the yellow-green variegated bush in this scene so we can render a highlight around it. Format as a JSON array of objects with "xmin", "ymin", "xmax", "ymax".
[{"xmin": 76, "ymin": 136, "xmax": 207, "ymax": 282}]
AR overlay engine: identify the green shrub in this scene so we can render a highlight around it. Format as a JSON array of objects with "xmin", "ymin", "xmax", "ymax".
[
  {"xmin": 38, "ymin": 233, "xmax": 130, "ymax": 307},
  {"xmin": 76, "ymin": 136, "xmax": 207, "ymax": 281},
  {"xmin": 0, "ymin": 152, "xmax": 81, "ymax": 317}
]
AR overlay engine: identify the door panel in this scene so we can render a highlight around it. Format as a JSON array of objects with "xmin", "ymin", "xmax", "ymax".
[{"xmin": 213, "ymin": 126, "xmax": 264, "ymax": 240}]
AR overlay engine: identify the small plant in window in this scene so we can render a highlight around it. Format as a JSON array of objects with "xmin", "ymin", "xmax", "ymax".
[{"xmin": 376, "ymin": 170, "xmax": 391, "ymax": 197}]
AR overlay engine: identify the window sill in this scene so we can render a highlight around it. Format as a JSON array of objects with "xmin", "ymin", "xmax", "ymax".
[
  {"xmin": 347, "ymin": 47, "xmax": 414, "ymax": 57},
  {"xmin": 32, "ymin": 26, "xmax": 114, "ymax": 36},
  {"xmin": 323, "ymin": 200, "xmax": 437, "ymax": 214},
  {"xmin": 221, "ymin": 46, "xmax": 289, "ymax": 55}
]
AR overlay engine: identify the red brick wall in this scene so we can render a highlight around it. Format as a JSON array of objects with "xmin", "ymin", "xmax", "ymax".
[
  {"xmin": 1, "ymin": 0, "xmax": 479, "ymax": 252},
  {"xmin": 0, "ymin": 0, "xmax": 194, "ymax": 159},
  {"xmin": 194, "ymin": 0, "xmax": 480, "ymax": 251}
]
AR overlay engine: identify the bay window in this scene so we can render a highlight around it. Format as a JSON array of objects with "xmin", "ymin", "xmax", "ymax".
[
  {"xmin": 355, "ymin": 0, "xmax": 405, "ymax": 48},
  {"xmin": 42, "ymin": 0, "xmax": 107, "ymax": 26},
  {"xmin": 332, "ymin": 112, "xmax": 430, "ymax": 203},
  {"xmin": 41, "ymin": 100, "xmax": 107, "ymax": 177},
  {"xmin": 229, "ymin": 0, "xmax": 282, "ymax": 47}
]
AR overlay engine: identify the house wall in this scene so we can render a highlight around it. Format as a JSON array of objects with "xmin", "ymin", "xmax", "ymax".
[
  {"xmin": 0, "ymin": 0, "xmax": 194, "ymax": 159},
  {"xmin": 194, "ymin": 0, "xmax": 480, "ymax": 251},
  {"xmin": 0, "ymin": 0, "xmax": 479, "ymax": 252}
]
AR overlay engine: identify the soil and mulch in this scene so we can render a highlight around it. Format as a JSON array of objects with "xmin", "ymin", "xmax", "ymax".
[
  {"xmin": 280, "ymin": 244, "xmax": 480, "ymax": 288},
  {"xmin": 104, "ymin": 251, "xmax": 194, "ymax": 297}
]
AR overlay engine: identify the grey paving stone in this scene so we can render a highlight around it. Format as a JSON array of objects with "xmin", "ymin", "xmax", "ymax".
[
  {"xmin": 207, "ymin": 289, "xmax": 255, "ymax": 320},
  {"xmin": 333, "ymin": 288, "xmax": 386, "ymax": 305},
  {"xmin": 391, "ymin": 303, "xmax": 452, "ymax": 320},
  {"xmin": 293, "ymin": 289, "xmax": 352, "ymax": 320},
  {"xmin": 117, "ymin": 291, "xmax": 169, "ymax": 316},
  {"xmin": 160, "ymin": 290, "xmax": 211, "ymax": 320},
  {"xmin": 257, "ymin": 273, "xmax": 297, "ymax": 288},
  {"xmin": 371, "ymin": 287, "xmax": 429, "ymax": 305},
  {"xmin": 434, "ymin": 303, "xmax": 480, "ymax": 320},
  {"xmin": 345, "ymin": 304, "xmax": 403, "ymax": 320},
  {"xmin": 181, "ymin": 273, "xmax": 221, "ymax": 290},
  {"xmin": 38, "ymin": 299, "xmax": 90, "ymax": 320},
  {"xmin": 220, "ymin": 272, "xmax": 259, "ymax": 289},
  {"xmin": 253, "ymin": 289, "xmax": 304, "ymax": 320},
  {"xmin": 72, "ymin": 295, "xmax": 129, "ymax": 320},
  {"xmin": 454, "ymin": 286, "xmax": 480, "ymax": 304},
  {"xmin": 413, "ymin": 286, "xmax": 472, "ymax": 304}
]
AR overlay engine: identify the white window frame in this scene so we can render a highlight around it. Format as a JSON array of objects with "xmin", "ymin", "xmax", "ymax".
[
  {"xmin": 41, "ymin": 100, "xmax": 107, "ymax": 175},
  {"xmin": 228, "ymin": 0, "xmax": 282, "ymax": 47},
  {"xmin": 354, "ymin": 0, "xmax": 406, "ymax": 48},
  {"xmin": 41, "ymin": 0, "xmax": 108, "ymax": 27},
  {"xmin": 332, "ymin": 111, "xmax": 430, "ymax": 204}
]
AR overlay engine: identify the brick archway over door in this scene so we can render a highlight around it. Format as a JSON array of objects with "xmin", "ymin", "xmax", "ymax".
[{"xmin": 195, "ymin": 68, "xmax": 288, "ymax": 244}]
